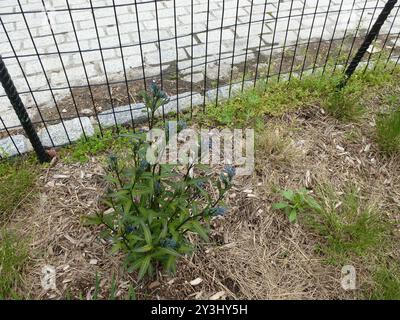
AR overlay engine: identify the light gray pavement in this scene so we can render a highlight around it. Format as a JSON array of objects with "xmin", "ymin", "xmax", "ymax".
[{"xmin": 0, "ymin": 0, "xmax": 397, "ymax": 132}]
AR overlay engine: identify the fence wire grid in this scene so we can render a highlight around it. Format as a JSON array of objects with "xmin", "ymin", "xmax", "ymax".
[{"xmin": 0, "ymin": 0, "xmax": 400, "ymax": 158}]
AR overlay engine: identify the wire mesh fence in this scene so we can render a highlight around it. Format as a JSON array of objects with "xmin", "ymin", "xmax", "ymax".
[{"xmin": 0, "ymin": 0, "xmax": 400, "ymax": 159}]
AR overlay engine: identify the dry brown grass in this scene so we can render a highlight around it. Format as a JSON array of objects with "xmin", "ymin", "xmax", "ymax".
[
  {"xmin": 184, "ymin": 107, "xmax": 400, "ymax": 300},
  {"xmin": 9, "ymin": 160, "xmax": 135, "ymax": 299}
]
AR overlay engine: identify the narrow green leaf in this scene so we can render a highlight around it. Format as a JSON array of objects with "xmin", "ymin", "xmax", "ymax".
[
  {"xmin": 126, "ymin": 256, "xmax": 144, "ymax": 273},
  {"xmin": 289, "ymin": 209, "xmax": 297, "ymax": 223},
  {"xmin": 133, "ymin": 244, "xmax": 153, "ymax": 253},
  {"xmin": 189, "ymin": 220, "xmax": 209, "ymax": 241},
  {"xmin": 140, "ymin": 221, "xmax": 152, "ymax": 245},
  {"xmin": 82, "ymin": 214, "xmax": 102, "ymax": 226},
  {"xmin": 158, "ymin": 247, "xmax": 181, "ymax": 257},
  {"xmin": 165, "ymin": 255, "xmax": 177, "ymax": 274},
  {"xmin": 138, "ymin": 256, "xmax": 151, "ymax": 280}
]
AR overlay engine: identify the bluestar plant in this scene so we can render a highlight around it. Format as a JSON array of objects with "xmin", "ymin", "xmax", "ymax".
[{"xmin": 85, "ymin": 83, "xmax": 234, "ymax": 280}]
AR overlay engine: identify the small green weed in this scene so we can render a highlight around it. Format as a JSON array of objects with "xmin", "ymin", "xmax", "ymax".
[
  {"xmin": 204, "ymin": 87, "xmax": 266, "ymax": 129},
  {"xmin": 274, "ymin": 186, "xmax": 389, "ymax": 264},
  {"xmin": 273, "ymin": 188, "xmax": 321, "ymax": 223}
]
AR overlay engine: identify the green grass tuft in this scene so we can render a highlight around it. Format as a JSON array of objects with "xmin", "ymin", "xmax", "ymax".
[
  {"xmin": 0, "ymin": 229, "xmax": 28, "ymax": 299},
  {"xmin": 376, "ymin": 107, "xmax": 400, "ymax": 155},
  {"xmin": 0, "ymin": 158, "xmax": 38, "ymax": 217},
  {"xmin": 369, "ymin": 267, "xmax": 400, "ymax": 300},
  {"xmin": 62, "ymin": 127, "xmax": 132, "ymax": 163},
  {"xmin": 204, "ymin": 64, "xmax": 400, "ymax": 128},
  {"xmin": 304, "ymin": 186, "xmax": 389, "ymax": 264},
  {"xmin": 325, "ymin": 88, "xmax": 364, "ymax": 122}
]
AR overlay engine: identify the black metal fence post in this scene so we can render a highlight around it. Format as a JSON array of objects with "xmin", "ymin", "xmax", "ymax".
[
  {"xmin": 0, "ymin": 55, "xmax": 50, "ymax": 163},
  {"xmin": 339, "ymin": 0, "xmax": 398, "ymax": 89}
]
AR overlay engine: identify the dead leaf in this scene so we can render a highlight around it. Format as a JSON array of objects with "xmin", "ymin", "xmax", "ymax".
[
  {"xmin": 149, "ymin": 281, "xmax": 160, "ymax": 289},
  {"xmin": 209, "ymin": 291, "xmax": 226, "ymax": 300},
  {"xmin": 89, "ymin": 259, "xmax": 98, "ymax": 265},
  {"xmin": 190, "ymin": 278, "xmax": 203, "ymax": 286},
  {"xmin": 53, "ymin": 174, "xmax": 70, "ymax": 179}
]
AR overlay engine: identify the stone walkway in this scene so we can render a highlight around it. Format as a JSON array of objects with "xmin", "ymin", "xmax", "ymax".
[{"xmin": 0, "ymin": 0, "xmax": 398, "ymax": 135}]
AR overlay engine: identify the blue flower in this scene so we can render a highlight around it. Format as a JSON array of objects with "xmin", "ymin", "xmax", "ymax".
[
  {"xmin": 195, "ymin": 181, "xmax": 205, "ymax": 188},
  {"xmin": 108, "ymin": 154, "xmax": 119, "ymax": 171},
  {"xmin": 160, "ymin": 238, "xmax": 178, "ymax": 249},
  {"xmin": 126, "ymin": 225, "xmax": 136, "ymax": 233},
  {"xmin": 211, "ymin": 206, "xmax": 227, "ymax": 216},
  {"xmin": 139, "ymin": 159, "xmax": 150, "ymax": 171},
  {"xmin": 150, "ymin": 80, "xmax": 158, "ymax": 94},
  {"xmin": 150, "ymin": 80, "xmax": 168, "ymax": 100},
  {"xmin": 224, "ymin": 165, "xmax": 236, "ymax": 179}
]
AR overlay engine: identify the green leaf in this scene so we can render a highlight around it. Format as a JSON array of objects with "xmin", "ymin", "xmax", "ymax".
[
  {"xmin": 123, "ymin": 200, "xmax": 132, "ymax": 215},
  {"xmin": 102, "ymin": 214, "xmax": 115, "ymax": 229},
  {"xmin": 112, "ymin": 190, "xmax": 130, "ymax": 198},
  {"xmin": 188, "ymin": 220, "xmax": 209, "ymax": 241},
  {"xmin": 158, "ymin": 247, "xmax": 181, "ymax": 257},
  {"xmin": 282, "ymin": 190, "xmax": 295, "ymax": 201},
  {"xmin": 126, "ymin": 256, "xmax": 144, "ymax": 273},
  {"xmin": 272, "ymin": 202, "xmax": 288, "ymax": 210},
  {"xmin": 139, "ymin": 207, "xmax": 164, "ymax": 221},
  {"xmin": 82, "ymin": 214, "xmax": 102, "ymax": 226},
  {"xmin": 126, "ymin": 233, "xmax": 144, "ymax": 242},
  {"xmin": 133, "ymin": 244, "xmax": 153, "ymax": 253},
  {"xmin": 158, "ymin": 221, "xmax": 168, "ymax": 240},
  {"xmin": 132, "ymin": 186, "xmax": 153, "ymax": 196},
  {"xmin": 288, "ymin": 209, "xmax": 297, "ymax": 223},
  {"xmin": 140, "ymin": 221, "xmax": 152, "ymax": 245},
  {"xmin": 178, "ymin": 244, "xmax": 193, "ymax": 255},
  {"xmin": 104, "ymin": 175, "xmax": 120, "ymax": 185},
  {"xmin": 110, "ymin": 242, "xmax": 123, "ymax": 254},
  {"xmin": 138, "ymin": 256, "xmax": 151, "ymax": 280},
  {"xmin": 305, "ymin": 196, "xmax": 322, "ymax": 212},
  {"xmin": 165, "ymin": 255, "xmax": 177, "ymax": 274}
]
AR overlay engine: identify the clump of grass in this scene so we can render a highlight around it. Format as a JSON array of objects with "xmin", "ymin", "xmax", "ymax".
[
  {"xmin": 255, "ymin": 127, "xmax": 299, "ymax": 167},
  {"xmin": 274, "ymin": 185, "xmax": 390, "ymax": 264},
  {"xmin": 62, "ymin": 127, "xmax": 131, "ymax": 163},
  {"xmin": 0, "ymin": 158, "xmax": 38, "ymax": 217},
  {"xmin": 204, "ymin": 71, "xmax": 340, "ymax": 127},
  {"xmin": 204, "ymin": 63, "xmax": 400, "ymax": 128},
  {"xmin": 205, "ymin": 88, "xmax": 266, "ymax": 129},
  {"xmin": 369, "ymin": 266, "xmax": 400, "ymax": 300},
  {"xmin": 304, "ymin": 186, "xmax": 389, "ymax": 264},
  {"xmin": 376, "ymin": 107, "xmax": 400, "ymax": 155},
  {"xmin": 0, "ymin": 229, "xmax": 28, "ymax": 299},
  {"xmin": 325, "ymin": 88, "xmax": 364, "ymax": 122},
  {"xmin": 261, "ymin": 75, "xmax": 334, "ymax": 115}
]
